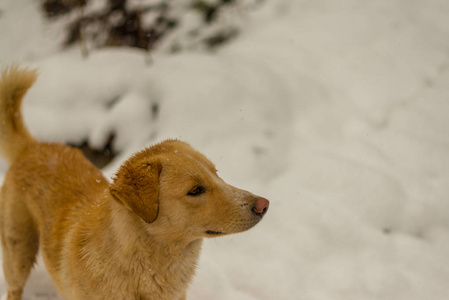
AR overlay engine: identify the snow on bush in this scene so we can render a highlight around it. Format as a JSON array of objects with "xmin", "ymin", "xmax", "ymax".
[{"xmin": 1, "ymin": 0, "xmax": 449, "ymax": 299}]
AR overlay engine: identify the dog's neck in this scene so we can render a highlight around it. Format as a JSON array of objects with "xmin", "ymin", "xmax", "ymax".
[
  {"xmin": 107, "ymin": 196, "xmax": 203, "ymax": 297},
  {"xmin": 74, "ymin": 194, "xmax": 203, "ymax": 299},
  {"xmin": 109, "ymin": 197, "xmax": 204, "ymax": 258}
]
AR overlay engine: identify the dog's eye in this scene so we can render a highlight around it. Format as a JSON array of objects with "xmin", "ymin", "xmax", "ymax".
[{"xmin": 187, "ymin": 185, "xmax": 206, "ymax": 196}]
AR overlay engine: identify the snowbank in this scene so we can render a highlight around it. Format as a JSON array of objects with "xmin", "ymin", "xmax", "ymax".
[{"xmin": 1, "ymin": 0, "xmax": 449, "ymax": 299}]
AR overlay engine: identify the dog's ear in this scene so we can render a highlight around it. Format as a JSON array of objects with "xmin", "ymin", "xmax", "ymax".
[{"xmin": 109, "ymin": 160, "xmax": 162, "ymax": 223}]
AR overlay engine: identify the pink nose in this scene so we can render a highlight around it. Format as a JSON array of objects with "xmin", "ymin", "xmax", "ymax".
[{"xmin": 252, "ymin": 197, "xmax": 269, "ymax": 216}]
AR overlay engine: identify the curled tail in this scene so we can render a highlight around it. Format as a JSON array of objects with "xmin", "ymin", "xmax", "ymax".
[{"xmin": 0, "ymin": 65, "xmax": 38, "ymax": 163}]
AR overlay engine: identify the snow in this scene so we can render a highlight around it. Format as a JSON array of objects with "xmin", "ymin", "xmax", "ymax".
[{"xmin": 1, "ymin": 0, "xmax": 449, "ymax": 299}]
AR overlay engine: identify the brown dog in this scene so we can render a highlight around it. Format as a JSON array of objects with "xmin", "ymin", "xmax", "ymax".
[{"xmin": 0, "ymin": 66, "xmax": 269, "ymax": 300}]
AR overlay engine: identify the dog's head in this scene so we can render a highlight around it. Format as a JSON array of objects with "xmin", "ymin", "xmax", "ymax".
[{"xmin": 109, "ymin": 140, "xmax": 269, "ymax": 240}]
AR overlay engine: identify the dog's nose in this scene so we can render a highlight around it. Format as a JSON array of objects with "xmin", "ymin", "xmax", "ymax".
[{"xmin": 252, "ymin": 197, "xmax": 269, "ymax": 217}]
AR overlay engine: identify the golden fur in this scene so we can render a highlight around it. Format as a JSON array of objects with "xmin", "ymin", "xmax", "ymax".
[{"xmin": 0, "ymin": 66, "xmax": 269, "ymax": 300}]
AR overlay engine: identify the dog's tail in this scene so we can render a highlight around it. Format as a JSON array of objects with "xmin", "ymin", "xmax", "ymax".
[{"xmin": 0, "ymin": 65, "xmax": 38, "ymax": 163}]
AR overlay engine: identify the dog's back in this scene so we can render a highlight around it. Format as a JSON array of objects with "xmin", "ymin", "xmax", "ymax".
[{"xmin": 4, "ymin": 142, "xmax": 108, "ymax": 221}]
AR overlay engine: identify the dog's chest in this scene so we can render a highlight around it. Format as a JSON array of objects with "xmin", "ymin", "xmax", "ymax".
[{"xmin": 134, "ymin": 253, "xmax": 198, "ymax": 299}]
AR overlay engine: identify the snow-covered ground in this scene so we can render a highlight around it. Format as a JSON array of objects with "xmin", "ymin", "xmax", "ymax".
[{"xmin": 1, "ymin": 0, "xmax": 449, "ymax": 299}]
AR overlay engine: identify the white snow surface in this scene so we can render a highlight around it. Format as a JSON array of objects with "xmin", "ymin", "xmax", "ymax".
[{"xmin": 1, "ymin": 0, "xmax": 449, "ymax": 299}]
